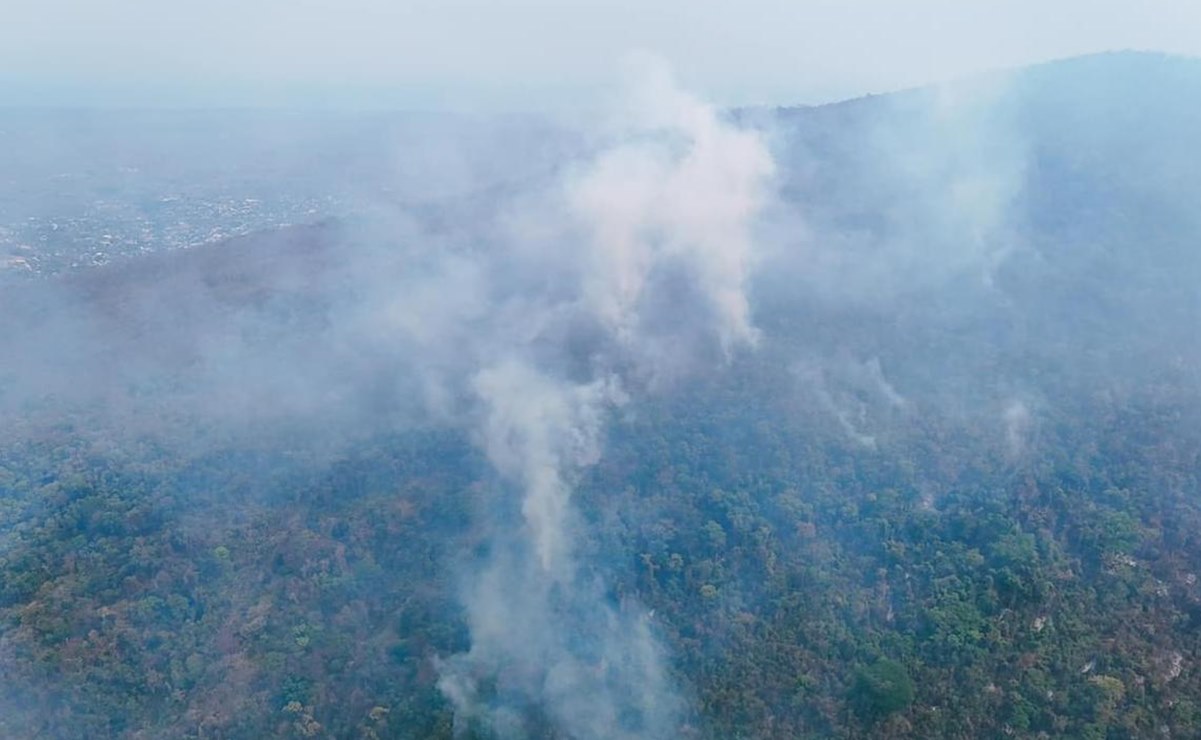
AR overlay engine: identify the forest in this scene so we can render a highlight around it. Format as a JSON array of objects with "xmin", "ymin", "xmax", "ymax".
[{"xmin": 3, "ymin": 52, "xmax": 1201, "ymax": 738}]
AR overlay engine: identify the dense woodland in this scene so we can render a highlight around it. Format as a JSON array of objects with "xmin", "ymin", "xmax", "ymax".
[
  {"xmin": 4, "ymin": 52, "xmax": 1201, "ymax": 738},
  {"xmin": 5, "ymin": 360, "xmax": 1201, "ymax": 738}
]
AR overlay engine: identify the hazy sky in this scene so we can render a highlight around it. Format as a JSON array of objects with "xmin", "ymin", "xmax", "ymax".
[{"xmin": 4, "ymin": 0, "xmax": 1201, "ymax": 109}]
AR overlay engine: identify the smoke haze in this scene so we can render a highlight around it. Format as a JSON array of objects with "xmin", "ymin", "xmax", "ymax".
[{"xmin": 5, "ymin": 48, "xmax": 1201, "ymax": 739}]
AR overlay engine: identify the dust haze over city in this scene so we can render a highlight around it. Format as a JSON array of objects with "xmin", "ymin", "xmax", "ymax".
[{"xmin": 5, "ymin": 2, "xmax": 1201, "ymax": 739}]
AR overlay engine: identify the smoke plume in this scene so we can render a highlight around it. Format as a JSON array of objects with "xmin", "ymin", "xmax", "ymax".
[{"xmin": 418, "ymin": 56, "xmax": 774, "ymax": 737}]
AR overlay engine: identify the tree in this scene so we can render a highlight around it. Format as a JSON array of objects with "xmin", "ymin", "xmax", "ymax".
[{"xmin": 849, "ymin": 659, "xmax": 915, "ymax": 722}]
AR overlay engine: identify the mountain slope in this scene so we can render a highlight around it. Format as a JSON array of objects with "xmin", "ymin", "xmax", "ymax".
[{"xmin": 4, "ymin": 52, "xmax": 1201, "ymax": 738}]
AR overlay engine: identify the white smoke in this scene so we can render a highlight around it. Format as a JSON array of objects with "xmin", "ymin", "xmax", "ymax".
[
  {"xmin": 571, "ymin": 54, "xmax": 772, "ymax": 353},
  {"xmin": 472, "ymin": 360, "xmax": 622, "ymax": 576},
  {"xmin": 1003, "ymin": 398, "xmax": 1034, "ymax": 458},
  {"xmin": 765, "ymin": 70, "xmax": 1027, "ymax": 308},
  {"xmin": 411, "ymin": 56, "xmax": 776, "ymax": 737},
  {"xmin": 792, "ymin": 354, "xmax": 910, "ymax": 449}
]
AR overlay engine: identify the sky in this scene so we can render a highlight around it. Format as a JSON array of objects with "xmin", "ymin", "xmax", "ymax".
[{"xmin": 3, "ymin": 0, "xmax": 1201, "ymax": 110}]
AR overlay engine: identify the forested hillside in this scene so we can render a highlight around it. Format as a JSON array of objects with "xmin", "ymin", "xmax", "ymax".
[{"xmin": 4, "ymin": 52, "xmax": 1201, "ymax": 738}]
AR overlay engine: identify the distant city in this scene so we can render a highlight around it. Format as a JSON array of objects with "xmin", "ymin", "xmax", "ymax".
[
  {"xmin": 0, "ymin": 108, "xmax": 566, "ymax": 278},
  {"xmin": 0, "ymin": 191, "xmax": 341, "ymax": 276}
]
